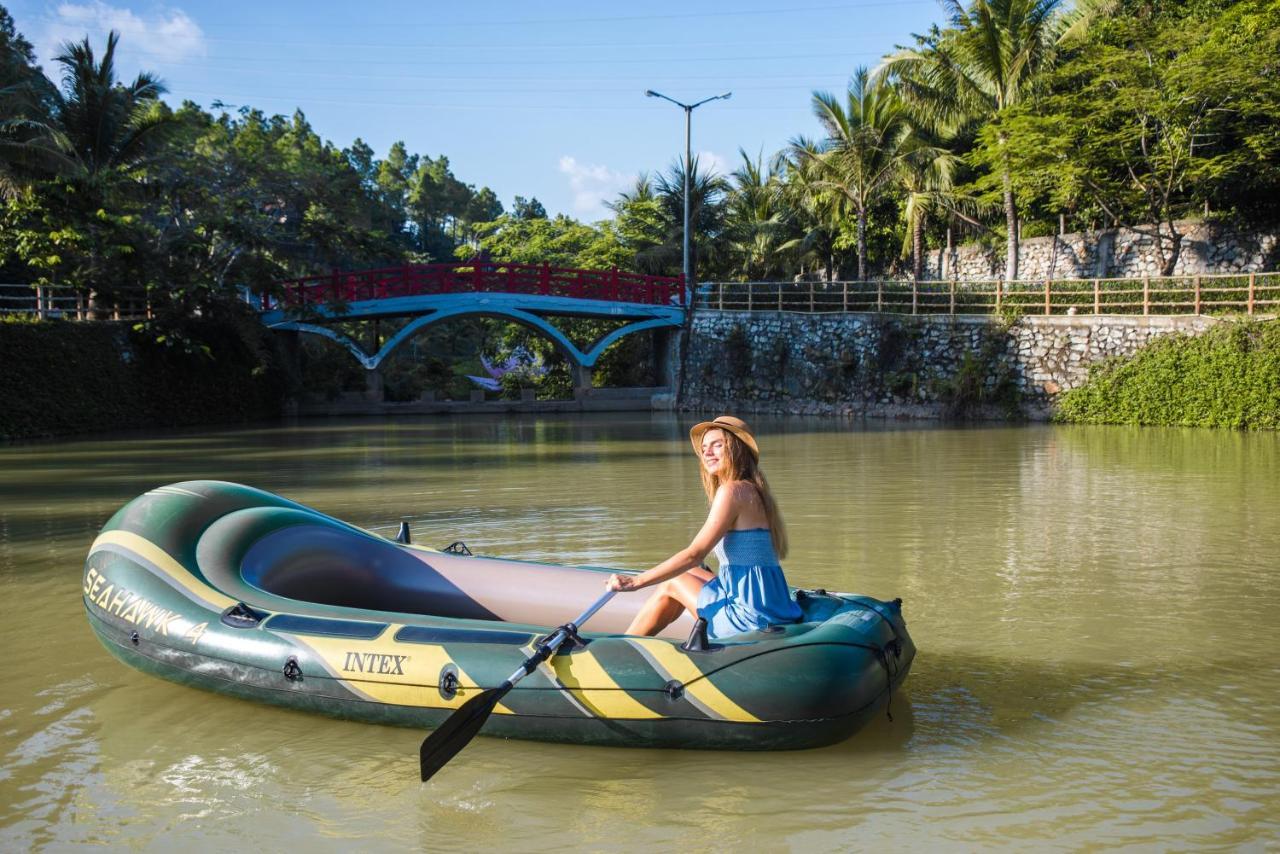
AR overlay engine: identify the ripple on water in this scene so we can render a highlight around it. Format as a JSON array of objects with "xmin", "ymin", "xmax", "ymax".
[{"xmin": 1, "ymin": 417, "xmax": 1278, "ymax": 849}]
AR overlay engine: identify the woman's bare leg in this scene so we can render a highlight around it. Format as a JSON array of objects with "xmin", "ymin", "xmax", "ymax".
[{"xmin": 626, "ymin": 567, "xmax": 713, "ymax": 636}]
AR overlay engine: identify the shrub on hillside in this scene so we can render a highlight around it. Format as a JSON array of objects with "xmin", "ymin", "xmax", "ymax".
[{"xmin": 1054, "ymin": 320, "xmax": 1280, "ymax": 429}]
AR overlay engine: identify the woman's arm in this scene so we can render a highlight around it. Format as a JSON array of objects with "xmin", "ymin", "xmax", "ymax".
[{"xmin": 608, "ymin": 484, "xmax": 740, "ymax": 591}]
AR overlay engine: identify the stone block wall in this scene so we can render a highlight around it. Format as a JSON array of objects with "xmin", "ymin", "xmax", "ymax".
[
  {"xmin": 922, "ymin": 220, "xmax": 1279, "ymax": 281},
  {"xmin": 680, "ymin": 310, "xmax": 1221, "ymax": 420}
]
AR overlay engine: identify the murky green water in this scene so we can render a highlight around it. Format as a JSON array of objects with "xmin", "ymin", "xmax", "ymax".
[{"xmin": 1, "ymin": 415, "xmax": 1278, "ymax": 850}]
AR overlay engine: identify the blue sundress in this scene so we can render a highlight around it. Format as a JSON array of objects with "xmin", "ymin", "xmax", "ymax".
[{"xmin": 696, "ymin": 528, "xmax": 802, "ymax": 639}]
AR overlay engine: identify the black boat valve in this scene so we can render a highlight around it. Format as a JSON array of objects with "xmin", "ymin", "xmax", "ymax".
[
  {"xmin": 130, "ymin": 631, "xmax": 140, "ymax": 646},
  {"xmin": 282, "ymin": 657, "xmax": 302, "ymax": 682}
]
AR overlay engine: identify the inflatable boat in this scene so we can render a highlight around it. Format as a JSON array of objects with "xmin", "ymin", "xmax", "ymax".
[{"xmin": 83, "ymin": 481, "xmax": 914, "ymax": 750}]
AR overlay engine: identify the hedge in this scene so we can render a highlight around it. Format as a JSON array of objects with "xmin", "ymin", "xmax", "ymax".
[
  {"xmin": 1054, "ymin": 320, "xmax": 1280, "ymax": 429},
  {"xmin": 0, "ymin": 312, "xmax": 293, "ymax": 440}
]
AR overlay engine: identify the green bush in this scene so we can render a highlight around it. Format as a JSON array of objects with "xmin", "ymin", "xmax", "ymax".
[
  {"xmin": 1054, "ymin": 320, "xmax": 1280, "ymax": 429},
  {"xmin": 0, "ymin": 313, "xmax": 291, "ymax": 440}
]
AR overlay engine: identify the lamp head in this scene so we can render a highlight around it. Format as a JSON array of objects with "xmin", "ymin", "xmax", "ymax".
[{"xmin": 645, "ymin": 90, "xmax": 658, "ymax": 97}]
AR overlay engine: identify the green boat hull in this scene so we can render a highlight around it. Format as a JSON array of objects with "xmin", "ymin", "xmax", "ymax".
[{"xmin": 84, "ymin": 481, "xmax": 915, "ymax": 750}]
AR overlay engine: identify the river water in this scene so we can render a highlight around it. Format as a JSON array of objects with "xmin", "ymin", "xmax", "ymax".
[{"xmin": 1, "ymin": 415, "xmax": 1277, "ymax": 851}]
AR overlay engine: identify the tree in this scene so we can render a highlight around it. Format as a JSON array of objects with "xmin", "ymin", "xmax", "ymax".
[
  {"xmin": 777, "ymin": 137, "xmax": 848, "ymax": 280},
  {"xmin": 0, "ymin": 31, "xmax": 173, "ymax": 301},
  {"xmin": 606, "ymin": 175, "xmax": 669, "ymax": 274},
  {"xmin": 980, "ymin": 0, "xmax": 1280, "ymax": 274},
  {"xmin": 801, "ymin": 67, "xmax": 914, "ymax": 280},
  {"xmin": 0, "ymin": 6, "xmax": 56, "ymax": 198},
  {"xmin": 881, "ymin": 0, "xmax": 1066, "ymax": 280},
  {"xmin": 720, "ymin": 149, "xmax": 791, "ymax": 280},
  {"xmin": 653, "ymin": 156, "xmax": 728, "ymax": 281},
  {"xmin": 512, "ymin": 195, "xmax": 547, "ymax": 220}
]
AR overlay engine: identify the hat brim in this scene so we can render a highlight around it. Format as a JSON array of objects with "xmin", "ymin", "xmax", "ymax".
[{"xmin": 689, "ymin": 418, "xmax": 760, "ymax": 460}]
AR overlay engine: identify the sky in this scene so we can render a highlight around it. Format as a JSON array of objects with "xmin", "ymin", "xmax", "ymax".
[{"xmin": 8, "ymin": 0, "xmax": 952, "ymax": 221}]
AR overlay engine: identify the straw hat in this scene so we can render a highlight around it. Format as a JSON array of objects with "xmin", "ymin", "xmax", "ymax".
[{"xmin": 689, "ymin": 415, "xmax": 760, "ymax": 460}]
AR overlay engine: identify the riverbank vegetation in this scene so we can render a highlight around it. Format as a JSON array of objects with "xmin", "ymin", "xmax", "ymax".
[
  {"xmin": 0, "ymin": 310, "xmax": 291, "ymax": 440},
  {"xmin": 1, "ymin": 1, "xmax": 1277, "ymax": 429},
  {"xmin": 3, "ymin": 1, "xmax": 1276, "ymax": 302},
  {"xmin": 1054, "ymin": 320, "xmax": 1280, "ymax": 429}
]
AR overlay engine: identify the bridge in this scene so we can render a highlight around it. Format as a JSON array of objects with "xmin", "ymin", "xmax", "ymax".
[{"xmin": 259, "ymin": 263, "xmax": 686, "ymax": 389}]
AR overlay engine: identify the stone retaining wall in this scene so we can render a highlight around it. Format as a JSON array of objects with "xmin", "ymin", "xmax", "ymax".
[
  {"xmin": 923, "ymin": 220, "xmax": 1279, "ymax": 281},
  {"xmin": 680, "ymin": 310, "xmax": 1221, "ymax": 420}
]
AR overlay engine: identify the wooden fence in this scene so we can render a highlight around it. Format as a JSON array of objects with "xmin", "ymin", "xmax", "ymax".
[
  {"xmin": 0, "ymin": 285, "xmax": 153, "ymax": 320},
  {"xmin": 701, "ymin": 272, "xmax": 1280, "ymax": 317}
]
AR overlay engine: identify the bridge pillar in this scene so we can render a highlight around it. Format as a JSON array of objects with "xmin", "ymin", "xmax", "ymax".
[
  {"xmin": 364, "ymin": 367, "xmax": 384, "ymax": 401},
  {"xmin": 653, "ymin": 328, "xmax": 679, "ymax": 389},
  {"xmin": 572, "ymin": 363, "xmax": 593, "ymax": 400}
]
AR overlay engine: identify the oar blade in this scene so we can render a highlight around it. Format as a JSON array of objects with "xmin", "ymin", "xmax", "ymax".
[{"xmin": 419, "ymin": 684, "xmax": 509, "ymax": 782}]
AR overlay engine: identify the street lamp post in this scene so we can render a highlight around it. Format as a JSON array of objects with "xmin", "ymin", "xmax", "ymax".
[{"xmin": 644, "ymin": 90, "xmax": 731, "ymax": 292}]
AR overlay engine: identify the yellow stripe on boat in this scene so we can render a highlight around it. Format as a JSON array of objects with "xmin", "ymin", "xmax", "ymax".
[
  {"xmin": 90, "ymin": 530, "xmax": 238, "ymax": 611},
  {"xmin": 278, "ymin": 627, "xmax": 514, "ymax": 715},
  {"xmin": 628, "ymin": 638, "xmax": 761, "ymax": 723},
  {"xmin": 547, "ymin": 651, "xmax": 663, "ymax": 720}
]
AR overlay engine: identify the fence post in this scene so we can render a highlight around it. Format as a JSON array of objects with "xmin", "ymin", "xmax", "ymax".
[
  {"xmin": 995, "ymin": 279, "xmax": 1003, "ymax": 314},
  {"xmin": 842, "ymin": 280, "xmax": 848, "ymax": 312},
  {"xmin": 1248, "ymin": 273, "xmax": 1256, "ymax": 315},
  {"xmin": 1143, "ymin": 276, "xmax": 1150, "ymax": 316},
  {"xmin": 718, "ymin": 283, "xmax": 723, "ymax": 311},
  {"xmin": 949, "ymin": 279, "xmax": 956, "ymax": 316},
  {"xmin": 748, "ymin": 283, "xmax": 754, "ymax": 312},
  {"xmin": 809, "ymin": 280, "xmax": 815, "ymax": 313},
  {"xmin": 777, "ymin": 282, "xmax": 782, "ymax": 311},
  {"xmin": 876, "ymin": 281, "xmax": 883, "ymax": 313},
  {"xmin": 36, "ymin": 285, "xmax": 45, "ymax": 320},
  {"xmin": 912, "ymin": 279, "xmax": 918, "ymax": 315},
  {"xmin": 1093, "ymin": 279, "xmax": 1100, "ymax": 315},
  {"xmin": 1044, "ymin": 278, "xmax": 1052, "ymax": 316},
  {"xmin": 1194, "ymin": 276, "xmax": 1201, "ymax": 315}
]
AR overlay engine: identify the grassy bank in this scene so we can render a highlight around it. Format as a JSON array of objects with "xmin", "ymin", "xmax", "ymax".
[
  {"xmin": 0, "ymin": 313, "xmax": 293, "ymax": 441},
  {"xmin": 1054, "ymin": 320, "xmax": 1280, "ymax": 429}
]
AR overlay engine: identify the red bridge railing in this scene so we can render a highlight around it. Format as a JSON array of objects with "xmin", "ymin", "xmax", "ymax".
[{"xmin": 266, "ymin": 262, "xmax": 685, "ymax": 310}]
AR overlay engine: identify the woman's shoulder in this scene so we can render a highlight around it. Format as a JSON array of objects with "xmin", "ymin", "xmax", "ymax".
[{"xmin": 716, "ymin": 480, "xmax": 760, "ymax": 502}]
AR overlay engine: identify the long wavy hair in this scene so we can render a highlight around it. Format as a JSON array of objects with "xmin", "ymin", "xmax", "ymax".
[{"xmin": 698, "ymin": 429, "xmax": 789, "ymax": 559}]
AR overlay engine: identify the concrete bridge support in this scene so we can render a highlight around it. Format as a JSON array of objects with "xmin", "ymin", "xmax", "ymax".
[
  {"xmin": 572, "ymin": 363, "xmax": 594, "ymax": 400},
  {"xmin": 364, "ymin": 367, "xmax": 384, "ymax": 401}
]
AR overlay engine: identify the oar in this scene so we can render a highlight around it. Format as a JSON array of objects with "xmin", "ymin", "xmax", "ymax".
[{"xmin": 419, "ymin": 589, "xmax": 617, "ymax": 782}]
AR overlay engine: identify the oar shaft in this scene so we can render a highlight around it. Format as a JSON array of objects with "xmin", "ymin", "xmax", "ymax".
[{"xmin": 571, "ymin": 588, "xmax": 616, "ymax": 630}]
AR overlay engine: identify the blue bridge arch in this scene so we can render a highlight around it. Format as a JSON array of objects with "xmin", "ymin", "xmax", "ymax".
[{"xmin": 257, "ymin": 264, "xmax": 687, "ymax": 375}]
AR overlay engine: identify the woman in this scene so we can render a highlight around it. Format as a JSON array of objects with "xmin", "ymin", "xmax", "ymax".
[{"xmin": 607, "ymin": 415, "xmax": 803, "ymax": 638}]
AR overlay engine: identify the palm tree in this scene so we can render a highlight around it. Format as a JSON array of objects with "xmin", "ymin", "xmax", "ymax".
[
  {"xmin": 898, "ymin": 142, "xmax": 954, "ymax": 281},
  {"xmin": 879, "ymin": 0, "xmax": 1065, "ymax": 281},
  {"xmin": 15, "ymin": 31, "xmax": 172, "ymax": 195},
  {"xmin": 2, "ymin": 31, "xmax": 172, "ymax": 304},
  {"xmin": 800, "ymin": 67, "xmax": 914, "ymax": 281},
  {"xmin": 607, "ymin": 174, "xmax": 669, "ymax": 273},
  {"xmin": 653, "ymin": 156, "xmax": 728, "ymax": 281},
  {"xmin": 778, "ymin": 137, "xmax": 847, "ymax": 280},
  {"xmin": 723, "ymin": 148, "xmax": 788, "ymax": 280}
]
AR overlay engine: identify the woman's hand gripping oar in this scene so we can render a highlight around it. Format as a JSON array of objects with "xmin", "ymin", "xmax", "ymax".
[{"xmin": 418, "ymin": 589, "xmax": 617, "ymax": 782}]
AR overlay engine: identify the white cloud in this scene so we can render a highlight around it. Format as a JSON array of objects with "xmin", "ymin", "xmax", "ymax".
[
  {"xmin": 558, "ymin": 156, "xmax": 633, "ymax": 221},
  {"xmin": 36, "ymin": 2, "xmax": 206, "ymax": 73},
  {"xmin": 696, "ymin": 150, "xmax": 732, "ymax": 178}
]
